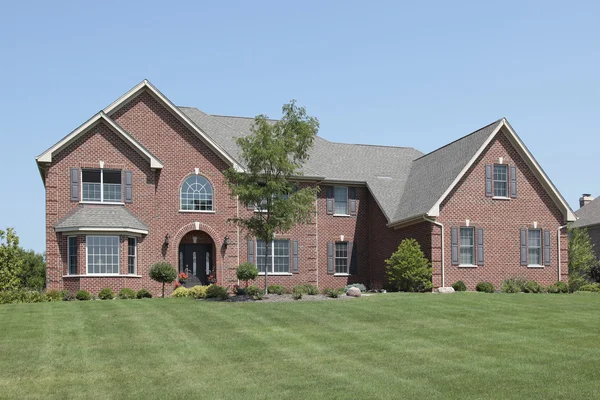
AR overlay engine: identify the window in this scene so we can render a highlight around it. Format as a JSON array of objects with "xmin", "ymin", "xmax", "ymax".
[
  {"xmin": 334, "ymin": 186, "xmax": 348, "ymax": 215},
  {"xmin": 335, "ymin": 242, "xmax": 349, "ymax": 274},
  {"xmin": 86, "ymin": 236, "xmax": 120, "ymax": 274},
  {"xmin": 82, "ymin": 169, "xmax": 122, "ymax": 203},
  {"xmin": 528, "ymin": 229, "xmax": 542, "ymax": 265},
  {"xmin": 68, "ymin": 236, "xmax": 77, "ymax": 275},
  {"xmin": 256, "ymin": 240, "xmax": 290, "ymax": 273},
  {"xmin": 127, "ymin": 238, "xmax": 136, "ymax": 274},
  {"xmin": 460, "ymin": 227, "xmax": 474, "ymax": 265},
  {"xmin": 493, "ymin": 164, "xmax": 508, "ymax": 197},
  {"xmin": 181, "ymin": 175, "xmax": 213, "ymax": 211}
]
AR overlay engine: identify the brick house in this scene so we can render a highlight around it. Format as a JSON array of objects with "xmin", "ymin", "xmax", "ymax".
[
  {"xmin": 571, "ymin": 194, "xmax": 600, "ymax": 259},
  {"xmin": 36, "ymin": 80, "xmax": 575, "ymax": 296}
]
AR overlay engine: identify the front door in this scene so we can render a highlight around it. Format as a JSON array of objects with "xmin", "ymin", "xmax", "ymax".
[{"xmin": 179, "ymin": 244, "xmax": 212, "ymax": 287}]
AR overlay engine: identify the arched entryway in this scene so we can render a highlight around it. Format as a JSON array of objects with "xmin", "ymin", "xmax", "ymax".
[{"xmin": 178, "ymin": 231, "xmax": 216, "ymax": 287}]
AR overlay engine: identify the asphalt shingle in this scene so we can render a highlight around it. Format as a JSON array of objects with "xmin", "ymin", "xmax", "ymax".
[{"xmin": 54, "ymin": 205, "xmax": 148, "ymax": 232}]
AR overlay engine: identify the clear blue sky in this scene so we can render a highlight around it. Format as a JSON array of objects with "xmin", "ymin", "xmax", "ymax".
[{"xmin": 1, "ymin": 1, "xmax": 598, "ymax": 253}]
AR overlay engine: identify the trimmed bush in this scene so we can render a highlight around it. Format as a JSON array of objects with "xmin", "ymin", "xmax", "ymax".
[
  {"xmin": 345, "ymin": 283, "xmax": 367, "ymax": 293},
  {"xmin": 76, "ymin": 290, "xmax": 92, "ymax": 301},
  {"xmin": 501, "ymin": 278, "xmax": 527, "ymax": 293},
  {"xmin": 45, "ymin": 289, "xmax": 63, "ymax": 302},
  {"xmin": 136, "ymin": 288, "xmax": 152, "ymax": 299},
  {"xmin": 324, "ymin": 288, "xmax": 345, "ymax": 298},
  {"xmin": 292, "ymin": 284, "xmax": 319, "ymax": 295},
  {"xmin": 523, "ymin": 281, "xmax": 542, "ymax": 293},
  {"xmin": 149, "ymin": 262, "xmax": 177, "ymax": 298},
  {"xmin": 189, "ymin": 285, "xmax": 208, "ymax": 299},
  {"xmin": 292, "ymin": 291, "xmax": 302, "ymax": 300},
  {"xmin": 171, "ymin": 287, "xmax": 191, "ymax": 298},
  {"xmin": 246, "ymin": 285, "xmax": 261, "ymax": 297},
  {"xmin": 452, "ymin": 281, "xmax": 467, "ymax": 292},
  {"xmin": 578, "ymin": 283, "xmax": 600, "ymax": 292},
  {"xmin": 118, "ymin": 288, "xmax": 137, "ymax": 299},
  {"xmin": 98, "ymin": 288, "xmax": 115, "ymax": 300},
  {"xmin": 267, "ymin": 284, "xmax": 286, "ymax": 295},
  {"xmin": 556, "ymin": 281, "xmax": 568, "ymax": 293},
  {"xmin": 233, "ymin": 285, "xmax": 247, "ymax": 295},
  {"xmin": 60, "ymin": 290, "xmax": 74, "ymax": 301},
  {"xmin": 476, "ymin": 282, "xmax": 495, "ymax": 293},
  {"xmin": 385, "ymin": 238, "xmax": 433, "ymax": 292},
  {"xmin": 206, "ymin": 284, "xmax": 229, "ymax": 300},
  {"xmin": 236, "ymin": 262, "xmax": 259, "ymax": 286}
]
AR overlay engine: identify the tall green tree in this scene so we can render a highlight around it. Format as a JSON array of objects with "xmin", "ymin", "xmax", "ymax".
[
  {"xmin": 385, "ymin": 238, "xmax": 432, "ymax": 292},
  {"xmin": 18, "ymin": 250, "xmax": 46, "ymax": 290},
  {"xmin": 568, "ymin": 227, "xmax": 598, "ymax": 291},
  {"xmin": 0, "ymin": 228, "xmax": 25, "ymax": 291},
  {"xmin": 225, "ymin": 101, "xmax": 319, "ymax": 294}
]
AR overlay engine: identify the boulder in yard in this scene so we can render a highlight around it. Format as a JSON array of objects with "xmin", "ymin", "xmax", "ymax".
[
  {"xmin": 346, "ymin": 287, "xmax": 362, "ymax": 297},
  {"xmin": 437, "ymin": 287, "xmax": 455, "ymax": 294}
]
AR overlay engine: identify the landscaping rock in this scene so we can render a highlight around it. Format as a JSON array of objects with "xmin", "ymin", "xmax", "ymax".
[
  {"xmin": 437, "ymin": 287, "xmax": 455, "ymax": 294},
  {"xmin": 346, "ymin": 287, "xmax": 362, "ymax": 297}
]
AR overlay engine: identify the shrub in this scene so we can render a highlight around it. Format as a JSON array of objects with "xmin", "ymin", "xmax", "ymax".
[
  {"xmin": 345, "ymin": 283, "xmax": 367, "ymax": 293},
  {"xmin": 578, "ymin": 283, "xmax": 600, "ymax": 292},
  {"xmin": 76, "ymin": 290, "xmax": 92, "ymax": 301},
  {"xmin": 292, "ymin": 291, "xmax": 302, "ymax": 300},
  {"xmin": 501, "ymin": 278, "xmax": 527, "ymax": 293},
  {"xmin": 556, "ymin": 281, "xmax": 568, "ymax": 293},
  {"xmin": 476, "ymin": 282, "xmax": 495, "ymax": 293},
  {"xmin": 136, "ymin": 288, "xmax": 152, "ymax": 299},
  {"xmin": 149, "ymin": 262, "xmax": 177, "ymax": 298},
  {"xmin": 246, "ymin": 285, "xmax": 262, "ymax": 297},
  {"xmin": 98, "ymin": 288, "xmax": 114, "ymax": 300},
  {"xmin": 292, "ymin": 284, "xmax": 319, "ymax": 295},
  {"xmin": 59, "ymin": 290, "xmax": 73, "ymax": 301},
  {"xmin": 523, "ymin": 281, "xmax": 542, "ymax": 293},
  {"xmin": 206, "ymin": 284, "xmax": 229, "ymax": 300},
  {"xmin": 252, "ymin": 291, "xmax": 264, "ymax": 300},
  {"xmin": 267, "ymin": 284, "xmax": 286, "ymax": 295},
  {"xmin": 452, "ymin": 281, "xmax": 467, "ymax": 292},
  {"xmin": 189, "ymin": 285, "xmax": 208, "ymax": 299},
  {"xmin": 118, "ymin": 288, "xmax": 137, "ymax": 300},
  {"xmin": 236, "ymin": 262, "xmax": 259, "ymax": 285},
  {"xmin": 0, "ymin": 290, "xmax": 46, "ymax": 304},
  {"xmin": 324, "ymin": 288, "xmax": 345, "ymax": 298},
  {"xmin": 171, "ymin": 287, "xmax": 191, "ymax": 298},
  {"xmin": 45, "ymin": 289, "xmax": 63, "ymax": 302},
  {"xmin": 385, "ymin": 238, "xmax": 432, "ymax": 292},
  {"xmin": 233, "ymin": 285, "xmax": 247, "ymax": 295}
]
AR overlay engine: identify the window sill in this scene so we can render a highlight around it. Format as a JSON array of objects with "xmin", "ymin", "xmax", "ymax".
[
  {"xmin": 333, "ymin": 214, "xmax": 351, "ymax": 217},
  {"xmin": 527, "ymin": 265, "xmax": 544, "ymax": 269},
  {"xmin": 334, "ymin": 273, "xmax": 350, "ymax": 276},
  {"xmin": 492, "ymin": 196, "xmax": 510, "ymax": 201},
  {"xmin": 63, "ymin": 274, "xmax": 142, "ymax": 278},
  {"xmin": 458, "ymin": 264, "xmax": 477, "ymax": 268},
  {"xmin": 179, "ymin": 210, "xmax": 216, "ymax": 214},
  {"xmin": 80, "ymin": 201, "xmax": 124, "ymax": 205},
  {"xmin": 257, "ymin": 273, "xmax": 292, "ymax": 276}
]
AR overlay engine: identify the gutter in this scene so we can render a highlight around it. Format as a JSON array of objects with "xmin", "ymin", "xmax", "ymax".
[
  {"xmin": 423, "ymin": 216, "xmax": 445, "ymax": 288},
  {"xmin": 557, "ymin": 224, "xmax": 568, "ymax": 282}
]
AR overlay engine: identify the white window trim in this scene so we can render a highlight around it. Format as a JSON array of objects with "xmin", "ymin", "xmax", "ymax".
[
  {"xmin": 81, "ymin": 168, "xmax": 122, "ymax": 204},
  {"xmin": 63, "ymin": 274, "xmax": 142, "ymax": 278},
  {"xmin": 334, "ymin": 186, "xmax": 349, "ymax": 215},
  {"xmin": 179, "ymin": 210, "xmax": 216, "ymax": 214},
  {"xmin": 128, "ymin": 237, "xmax": 137, "ymax": 275},
  {"xmin": 459, "ymin": 227, "xmax": 475, "ymax": 266},
  {"xmin": 67, "ymin": 236, "xmax": 77, "ymax": 275},
  {"xmin": 492, "ymin": 196, "xmax": 510, "ymax": 200},
  {"xmin": 257, "ymin": 239, "xmax": 291, "ymax": 274},
  {"xmin": 528, "ymin": 229, "xmax": 543, "ymax": 266},
  {"xmin": 86, "ymin": 235, "xmax": 120, "ymax": 275},
  {"xmin": 335, "ymin": 241, "xmax": 349, "ymax": 274},
  {"xmin": 527, "ymin": 264, "xmax": 545, "ymax": 268},
  {"xmin": 180, "ymin": 175, "xmax": 214, "ymax": 212},
  {"xmin": 493, "ymin": 164, "xmax": 509, "ymax": 199},
  {"xmin": 334, "ymin": 273, "xmax": 350, "ymax": 277},
  {"xmin": 333, "ymin": 214, "xmax": 351, "ymax": 217},
  {"xmin": 458, "ymin": 264, "xmax": 477, "ymax": 268}
]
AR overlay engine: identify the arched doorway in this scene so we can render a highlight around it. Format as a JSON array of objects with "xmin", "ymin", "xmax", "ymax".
[{"xmin": 178, "ymin": 231, "xmax": 216, "ymax": 287}]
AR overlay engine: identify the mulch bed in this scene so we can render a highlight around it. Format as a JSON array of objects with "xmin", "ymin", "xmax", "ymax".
[{"xmin": 219, "ymin": 293, "xmax": 373, "ymax": 303}]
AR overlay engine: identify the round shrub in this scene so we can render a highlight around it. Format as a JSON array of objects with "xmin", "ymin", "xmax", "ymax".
[
  {"xmin": 189, "ymin": 285, "xmax": 208, "ymax": 299},
  {"xmin": 149, "ymin": 262, "xmax": 177, "ymax": 298},
  {"xmin": 45, "ymin": 289, "xmax": 63, "ymax": 302},
  {"xmin": 118, "ymin": 288, "xmax": 137, "ymax": 299},
  {"xmin": 501, "ymin": 278, "xmax": 526, "ymax": 293},
  {"xmin": 171, "ymin": 287, "xmax": 191, "ymax": 298},
  {"xmin": 324, "ymin": 288, "xmax": 345, "ymax": 298},
  {"xmin": 136, "ymin": 288, "xmax": 152, "ymax": 299},
  {"xmin": 556, "ymin": 281, "xmax": 568, "ymax": 293},
  {"xmin": 98, "ymin": 288, "xmax": 115, "ymax": 300},
  {"xmin": 523, "ymin": 281, "xmax": 541, "ymax": 293},
  {"xmin": 76, "ymin": 290, "xmax": 91, "ymax": 301},
  {"xmin": 385, "ymin": 238, "xmax": 432, "ymax": 292},
  {"xmin": 452, "ymin": 281, "xmax": 467, "ymax": 292},
  {"xmin": 476, "ymin": 282, "xmax": 495, "ymax": 293},
  {"xmin": 236, "ymin": 262, "xmax": 258, "ymax": 285},
  {"xmin": 578, "ymin": 283, "xmax": 600, "ymax": 292},
  {"xmin": 246, "ymin": 285, "xmax": 262, "ymax": 297},
  {"xmin": 60, "ymin": 290, "xmax": 74, "ymax": 301},
  {"xmin": 267, "ymin": 284, "xmax": 286, "ymax": 295},
  {"xmin": 206, "ymin": 284, "xmax": 229, "ymax": 300},
  {"xmin": 292, "ymin": 291, "xmax": 302, "ymax": 300}
]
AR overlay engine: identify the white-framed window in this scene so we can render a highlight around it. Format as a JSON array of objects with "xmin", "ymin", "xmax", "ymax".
[
  {"xmin": 335, "ymin": 242, "xmax": 349, "ymax": 274},
  {"xmin": 180, "ymin": 175, "xmax": 213, "ymax": 211},
  {"xmin": 67, "ymin": 236, "xmax": 77, "ymax": 275},
  {"xmin": 493, "ymin": 164, "xmax": 508, "ymax": 197},
  {"xmin": 334, "ymin": 186, "xmax": 348, "ymax": 215},
  {"xmin": 86, "ymin": 236, "xmax": 120, "ymax": 274},
  {"xmin": 127, "ymin": 237, "xmax": 137, "ymax": 274},
  {"xmin": 460, "ymin": 227, "xmax": 474, "ymax": 265},
  {"xmin": 528, "ymin": 229, "xmax": 542, "ymax": 265},
  {"xmin": 82, "ymin": 169, "xmax": 122, "ymax": 203},
  {"xmin": 257, "ymin": 239, "xmax": 290, "ymax": 273}
]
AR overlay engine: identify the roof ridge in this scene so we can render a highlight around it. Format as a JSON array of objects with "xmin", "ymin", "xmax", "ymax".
[
  {"xmin": 413, "ymin": 118, "xmax": 504, "ymax": 161},
  {"xmin": 325, "ymin": 141, "xmax": 421, "ymax": 151}
]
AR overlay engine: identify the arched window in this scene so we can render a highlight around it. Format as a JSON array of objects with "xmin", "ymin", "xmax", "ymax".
[{"xmin": 180, "ymin": 175, "xmax": 213, "ymax": 211}]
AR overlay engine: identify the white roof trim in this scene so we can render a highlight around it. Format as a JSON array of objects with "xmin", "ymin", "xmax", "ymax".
[
  {"xmin": 55, "ymin": 227, "xmax": 148, "ymax": 235},
  {"xmin": 36, "ymin": 112, "xmax": 164, "ymax": 169},
  {"xmin": 425, "ymin": 118, "xmax": 576, "ymax": 222},
  {"xmin": 103, "ymin": 79, "xmax": 244, "ymax": 172}
]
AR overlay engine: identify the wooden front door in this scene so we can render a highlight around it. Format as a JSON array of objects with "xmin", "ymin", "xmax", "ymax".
[{"xmin": 179, "ymin": 244, "xmax": 212, "ymax": 287}]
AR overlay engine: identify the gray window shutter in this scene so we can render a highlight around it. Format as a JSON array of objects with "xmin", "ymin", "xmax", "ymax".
[
  {"xmin": 510, "ymin": 165, "xmax": 517, "ymax": 198},
  {"xmin": 349, "ymin": 187, "xmax": 357, "ymax": 216},
  {"xmin": 485, "ymin": 164, "xmax": 493, "ymax": 197},
  {"xmin": 247, "ymin": 240, "xmax": 255, "ymax": 264},
  {"xmin": 70, "ymin": 168, "xmax": 79, "ymax": 202},
  {"xmin": 349, "ymin": 242, "xmax": 357, "ymax": 275},
  {"xmin": 520, "ymin": 229, "xmax": 528, "ymax": 266},
  {"xmin": 326, "ymin": 187, "xmax": 334, "ymax": 215},
  {"xmin": 544, "ymin": 230, "xmax": 551, "ymax": 266},
  {"xmin": 477, "ymin": 228, "xmax": 484, "ymax": 266},
  {"xmin": 124, "ymin": 171, "xmax": 133, "ymax": 203},
  {"xmin": 292, "ymin": 240, "xmax": 299, "ymax": 273},
  {"xmin": 451, "ymin": 227, "xmax": 458, "ymax": 265},
  {"xmin": 327, "ymin": 242, "xmax": 334, "ymax": 274}
]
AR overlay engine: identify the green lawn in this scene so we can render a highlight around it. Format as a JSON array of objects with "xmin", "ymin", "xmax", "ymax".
[{"xmin": 1, "ymin": 293, "xmax": 599, "ymax": 399}]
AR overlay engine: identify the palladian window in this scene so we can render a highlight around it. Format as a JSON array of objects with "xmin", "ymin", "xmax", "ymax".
[{"xmin": 180, "ymin": 175, "xmax": 213, "ymax": 211}]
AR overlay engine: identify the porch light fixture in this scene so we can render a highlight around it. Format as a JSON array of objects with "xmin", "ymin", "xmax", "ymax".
[
  {"xmin": 223, "ymin": 236, "xmax": 230, "ymax": 247},
  {"xmin": 164, "ymin": 233, "xmax": 170, "ymax": 246}
]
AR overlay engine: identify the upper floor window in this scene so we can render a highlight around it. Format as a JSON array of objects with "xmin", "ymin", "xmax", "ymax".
[
  {"xmin": 528, "ymin": 229, "xmax": 542, "ymax": 265},
  {"xmin": 493, "ymin": 164, "xmax": 508, "ymax": 197},
  {"xmin": 82, "ymin": 169, "xmax": 122, "ymax": 203},
  {"xmin": 334, "ymin": 186, "xmax": 348, "ymax": 215},
  {"xmin": 181, "ymin": 175, "xmax": 213, "ymax": 211}
]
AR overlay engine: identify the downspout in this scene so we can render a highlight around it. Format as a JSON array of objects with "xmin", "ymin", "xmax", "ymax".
[
  {"xmin": 423, "ymin": 217, "xmax": 445, "ymax": 288},
  {"xmin": 557, "ymin": 224, "xmax": 568, "ymax": 282}
]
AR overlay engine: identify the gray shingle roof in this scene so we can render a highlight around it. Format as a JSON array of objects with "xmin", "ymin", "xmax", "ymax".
[
  {"xmin": 573, "ymin": 197, "xmax": 600, "ymax": 228},
  {"xmin": 54, "ymin": 205, "xmax": 148, "ymax": 232}
]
